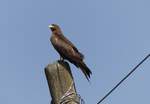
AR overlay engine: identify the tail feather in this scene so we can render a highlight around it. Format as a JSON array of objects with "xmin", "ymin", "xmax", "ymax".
[{"xmin": 78, "ymin": 61, "xmax": 92, "ymax": 81}]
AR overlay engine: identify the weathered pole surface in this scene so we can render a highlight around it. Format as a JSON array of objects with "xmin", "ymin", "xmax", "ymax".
[{"xmin": 45, "ymin": 60, "xmax": 80, "ymax": 104}]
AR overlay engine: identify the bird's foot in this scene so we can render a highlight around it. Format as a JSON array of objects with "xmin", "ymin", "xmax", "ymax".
[{"xmin": 60, "ymin": 57, "xmax": 64, "ymax": 62}]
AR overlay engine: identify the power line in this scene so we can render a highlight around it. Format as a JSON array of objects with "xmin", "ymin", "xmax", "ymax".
[{"xmin": 97, "ymin": 54, "xmax": 150, "ymax": 104}]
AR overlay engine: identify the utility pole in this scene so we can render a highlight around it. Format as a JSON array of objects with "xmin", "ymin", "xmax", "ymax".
[{"xmin": 45, "ymin": 61, "xmax": 81, "ymax": 104}]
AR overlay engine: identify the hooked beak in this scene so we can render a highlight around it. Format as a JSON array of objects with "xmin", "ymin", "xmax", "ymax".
[{"xmin": 48, "ymin": 25, "xmax": 54, "ymax": 29}]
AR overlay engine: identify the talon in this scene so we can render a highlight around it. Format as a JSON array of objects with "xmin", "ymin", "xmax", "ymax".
[{"xmin": 60, "ymin": 56, "xmax": 64, "ymax": 61}]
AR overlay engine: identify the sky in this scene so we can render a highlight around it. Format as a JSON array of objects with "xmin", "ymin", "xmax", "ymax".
[{"xmin": 0, "ymin": 0, "xmax": 150, "ymax": 104}]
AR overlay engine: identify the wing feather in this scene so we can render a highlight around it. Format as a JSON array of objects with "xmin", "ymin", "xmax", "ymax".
[{"xmin": 59, "ymin": 34, "xmax": 84, "ymax": 59}]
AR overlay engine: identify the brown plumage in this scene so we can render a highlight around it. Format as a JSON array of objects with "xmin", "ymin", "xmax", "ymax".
[{"xmin": 49, "ymin": 24, "xmax": 92, "ymax": 81}]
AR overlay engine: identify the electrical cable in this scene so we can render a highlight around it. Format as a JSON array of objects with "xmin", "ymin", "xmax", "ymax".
[{"xmin": 97, "ymin": 54, "xmax": 150, "ymax": 104}]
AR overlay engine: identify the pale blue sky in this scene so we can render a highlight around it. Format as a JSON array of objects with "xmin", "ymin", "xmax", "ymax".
[{"xmin": 0, "ymin": 0, "xmax": 150, "ymax": 104}]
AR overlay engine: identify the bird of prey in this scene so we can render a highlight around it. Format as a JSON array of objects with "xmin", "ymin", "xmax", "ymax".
[{"xmin": 49, "ymin": 24, "xmax": 92, "ymax": 81}]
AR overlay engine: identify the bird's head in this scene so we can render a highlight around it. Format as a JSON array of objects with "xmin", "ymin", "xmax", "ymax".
[{"xmin": 49, "ymin": 24, "xmax": 61, "ymax": 32}]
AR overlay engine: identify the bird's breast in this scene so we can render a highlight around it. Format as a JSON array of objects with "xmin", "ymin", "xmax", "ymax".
[{"xmin": 51, "ymin": 35, "xmax": 58, "ymax": 44}]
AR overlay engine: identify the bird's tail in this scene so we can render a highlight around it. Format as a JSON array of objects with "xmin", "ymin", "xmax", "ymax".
[{"xmin": 78, "ymin": 61, "xmax": 92, "ymax": 81}]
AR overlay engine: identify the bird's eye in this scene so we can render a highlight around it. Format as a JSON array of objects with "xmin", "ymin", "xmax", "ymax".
[{"xmin": 51, "ymin": 28, "xmax": 56, "ymax": 31}]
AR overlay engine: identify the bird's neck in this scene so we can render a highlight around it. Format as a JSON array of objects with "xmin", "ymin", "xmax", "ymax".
[{"xmin": 53, "ymin": 31, "xmax": 62, "ymax": 35}]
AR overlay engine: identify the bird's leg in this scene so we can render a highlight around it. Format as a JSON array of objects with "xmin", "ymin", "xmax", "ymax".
[{"xmin": 60, "ymin": 56, "xmax": 64, "ymax": 61}]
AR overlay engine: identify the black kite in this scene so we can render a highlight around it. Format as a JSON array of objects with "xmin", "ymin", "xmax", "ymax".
[{"xmin": 49, "ymin": 24, "xmax": 92, "ymax": 81}]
